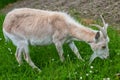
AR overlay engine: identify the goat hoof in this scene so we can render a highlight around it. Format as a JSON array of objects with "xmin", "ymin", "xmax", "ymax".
[
  {"xmin": 81, "ymin": 59, "xmax": 85, "ymax": 62},
  {"xmin": 33, "ymin": 67, "xmax": 41, "ymax": 73}
]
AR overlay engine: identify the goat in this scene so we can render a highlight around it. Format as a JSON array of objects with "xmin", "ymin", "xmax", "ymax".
[{"xmin": 3, "ymin": 8, "xmax": 109, "ymax": 71}]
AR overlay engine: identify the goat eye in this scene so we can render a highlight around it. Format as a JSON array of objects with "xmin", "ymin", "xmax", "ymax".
[{"xmin": 102, "ymin": 46, "xmax": 106, "ymax": 49}]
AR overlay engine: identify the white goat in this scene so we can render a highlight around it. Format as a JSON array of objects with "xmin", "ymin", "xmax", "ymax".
[{"xmin": 3, "ymin": 8, "xmax": 109, "ymax": 71}]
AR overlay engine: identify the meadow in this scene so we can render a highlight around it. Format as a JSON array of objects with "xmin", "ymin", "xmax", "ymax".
[{"xmin": 0, "ymin": 12, "xmax": 120, "ymax": 80}]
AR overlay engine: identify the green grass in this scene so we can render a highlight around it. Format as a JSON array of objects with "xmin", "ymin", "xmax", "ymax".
[
  {"xmin": 0, "ymin": 0, "xmax": 17, "ymax": 9},
  {"xmin": 0, "ymin": 14, "xmax": 120, "ymax": 80}
]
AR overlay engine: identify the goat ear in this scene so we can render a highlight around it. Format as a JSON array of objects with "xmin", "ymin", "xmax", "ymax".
[{"xmin": 95, "ymin": 31, "xmax": 100, "ymax": 40}]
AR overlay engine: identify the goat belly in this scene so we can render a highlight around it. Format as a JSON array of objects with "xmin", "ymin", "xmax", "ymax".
[{"xmin": 29, "ymin": 36, "xmax": 53, "ymax": 45}]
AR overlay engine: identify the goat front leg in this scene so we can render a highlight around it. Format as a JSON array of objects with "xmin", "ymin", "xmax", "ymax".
[
  {"xmin": 53, "ymin": 31, "xmax": 65, "ymax": 62},
  {"xmin": 69, "ymin": 42, "xmax": 84, "ymax": 61},
  {"xmin": 54, "ymin": 41, "xmax": 65, "ymax": 62},
  {"xmin": 89, "ymin": 53, "xmax": 97, "ymax": 65}
]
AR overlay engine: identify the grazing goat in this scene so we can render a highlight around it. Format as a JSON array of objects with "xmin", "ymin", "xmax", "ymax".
[{"xmin": 3, "ymin": 8, "xmax": 109, "ymax": 71}]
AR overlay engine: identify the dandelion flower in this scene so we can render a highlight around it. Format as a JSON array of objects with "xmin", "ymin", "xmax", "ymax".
[
  {"xmin": 8, "ymin": 48, "xmax": 12, "ymax": 52},
  {"xmin": 86, "ymin": 73, "xmax": 89, "ymax": 76},
  {"xmin": 90, "ymin": 66, "xmax": 93, "ymax": 69},
  {"xmin": 52, "ymin": 58, "xmax": 55, "ymax": 61},
  {"xmin": 103, "ymin": 78, "xmax": 110, "ymax": 80},
  {"xmin": 89, "ymin": 70, "xmax": 92, "ymax": 73},
  {"xmin": 110, "ymin": 60, "xmax": 112, "ymax": 62},
  {"xmin": 74, "ymin": 72, "xmax": 77, "ymax": 75},
  {"xmin": 0, "ymin": 38, "xmax": 2, "ymax": 41},
  {"xmin": 80, "ymin": 76, "xmax": 82, "ymax": 79},
  {"xmin": 67, "ymin": 54, "xmax": 69, "ymax": 57}
]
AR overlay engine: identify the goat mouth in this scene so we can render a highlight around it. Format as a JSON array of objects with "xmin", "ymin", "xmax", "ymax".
[
  {"xmin": 103, "ymin": 56, "xmax": 109, "ymax": 59},
  {"xmin": 99, "ymin": 56, "xmax": 108, "ymax": 59}
]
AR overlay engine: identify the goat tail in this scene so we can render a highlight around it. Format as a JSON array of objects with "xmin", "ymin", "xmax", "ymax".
[{"xmin": 3, "ymin": 28, "xmax": 10, "ymax": 42}]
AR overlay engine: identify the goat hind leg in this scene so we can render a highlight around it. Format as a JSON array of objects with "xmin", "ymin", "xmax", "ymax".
[
  {"xmin": 15, "ymin": 48, "xmax": 23, "ymax": 66},
  {"xmin": 23, "ymin": 46, "xmax": 41, "ymax": 71}
]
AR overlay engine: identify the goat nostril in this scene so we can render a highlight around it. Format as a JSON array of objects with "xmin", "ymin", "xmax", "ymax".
[{"xmin": 102, "ymin": 46, "xmax": 106, "ymax": 49}]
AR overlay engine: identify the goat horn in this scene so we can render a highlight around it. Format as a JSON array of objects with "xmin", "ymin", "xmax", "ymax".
[
  {"xmin": 100, "ymin": 15, "xmax": 106, "ymax": 26},
  {"xmin": 100, "ymin": 15, "xmax": 108, "ymax": 31},
  {"xmin": 90, "ymin": 24, "xmax": 107, "ymax": 38}
]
